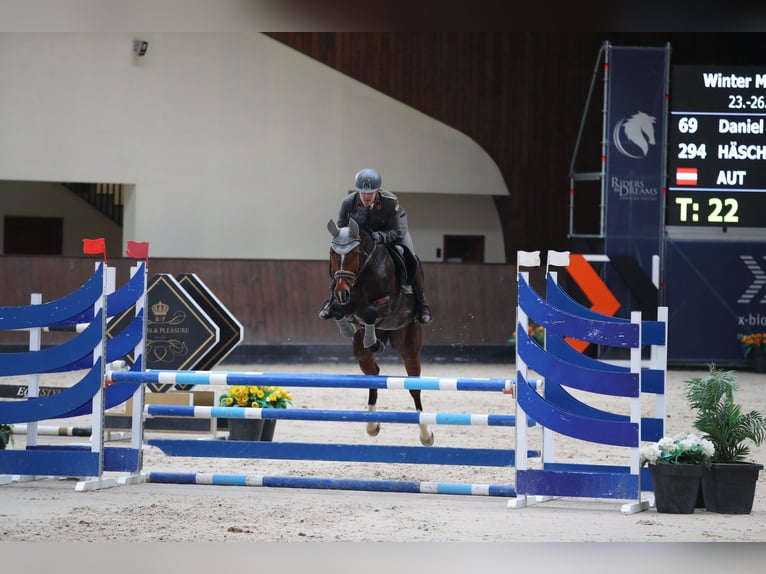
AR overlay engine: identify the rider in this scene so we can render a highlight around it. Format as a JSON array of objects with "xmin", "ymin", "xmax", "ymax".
[{"xmin": 319, "ymin": 167, "xmax": 433, "ymax": 325}]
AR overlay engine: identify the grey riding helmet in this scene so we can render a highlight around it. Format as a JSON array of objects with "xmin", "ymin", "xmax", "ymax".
[{"xmin": 354, "ymin": 168, "xmax": 381, "ymax": 193}]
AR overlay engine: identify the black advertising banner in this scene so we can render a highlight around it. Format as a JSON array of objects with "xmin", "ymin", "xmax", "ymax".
[
  {"xmin": 177, "ymin": 273, "xmax": 244, "ymax": 371},
  {"xmin": 145, "ymin": 274, "xmax": 219, "ymax": 371},
  {"xmin": 665, "ymin": 238, "xmax": 766, "ymax": 366},
  {"xmin": 107, "ymin": 274, "xmax": 220, "ymax": 392},
  {"xmin": 603, "ymin": 45, "xmax": 669, "ymax": 314}
]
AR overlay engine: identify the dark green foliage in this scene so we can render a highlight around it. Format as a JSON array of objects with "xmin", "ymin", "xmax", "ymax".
[
  {"xmin": 0, "ymin": 424, "xmax": 11, "ymax": 448},
  {"xmin": 685, "ymin": 364, "xmax": 766, "ymax": 463}
]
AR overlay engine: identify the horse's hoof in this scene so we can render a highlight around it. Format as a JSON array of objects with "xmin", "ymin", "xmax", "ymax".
[
  {"xmin": 420, "ymin": 431, "xmax": 434, "ymax": 447},
  {"xmin": 366, "ymin": 423, "xmax": 380, "ymax": 437},
  {"xmin": 367, "ymin": 340, "xmax": 385, "ymax": 353}
]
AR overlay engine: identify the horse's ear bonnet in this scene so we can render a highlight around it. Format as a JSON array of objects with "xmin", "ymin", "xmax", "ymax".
[{"xmin": 328, "ymin": 218, "xmax": 360, "ymax": 254}]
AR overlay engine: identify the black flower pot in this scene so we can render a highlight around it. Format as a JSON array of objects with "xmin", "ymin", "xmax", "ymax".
[
  {"xmin": 752, "ymin": 349, "xmax": 766, "ymax": 373},
  {"xmin": 701, "ymin": 462, "xmax": 764, "ymax": 514},
  {"xmin": 227, "ymin": 418, "xmax": 264, "ymax": 441},
  {"xmin": 648, "ymin": 463, "xmax": 703, "ymax": 514},
  {"xmin": 260, "ymin": 419, "xmax": 277, "ymax": 442}
]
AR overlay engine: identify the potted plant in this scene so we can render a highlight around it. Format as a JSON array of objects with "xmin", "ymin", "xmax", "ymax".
[
  {"xmin": 739, "ymin": 332, "xmax": 766, "ymax": 372},
  {"xmin": 218, "ymin": 385, "xmax": 293, "ymax": 441},
  {"xmin": 685, "ymin": 364, "xmax": 766, "ymax": 514},
  {"xmin": 0, "ymin": 423, "xmax": 11, "ymax": 450},
  {"xmin": 639, "ymin": 432, "xmax": 715, "ymax": 513}
]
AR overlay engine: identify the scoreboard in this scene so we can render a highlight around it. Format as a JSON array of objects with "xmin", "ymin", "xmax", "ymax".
[{"xmin": 667, "ymin": 65, "xmax": 766, "ymax": 228}]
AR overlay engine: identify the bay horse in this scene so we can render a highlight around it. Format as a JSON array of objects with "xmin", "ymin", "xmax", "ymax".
[{"xmin": 325, "ymin": 217, "xmax": 434, "ymax": 446}]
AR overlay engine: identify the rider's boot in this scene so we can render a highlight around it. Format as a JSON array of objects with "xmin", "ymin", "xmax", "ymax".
[
  {"xmin": 407, "ymin": 254, "xmax": 432, "ymax": 325},
  {"xmin": 413, "ymin": 281, "xmax": 433, "ymax": 324}
]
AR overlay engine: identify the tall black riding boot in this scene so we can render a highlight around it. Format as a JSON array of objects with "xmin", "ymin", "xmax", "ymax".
[
  {"xmin": 409, "ymin": 258, "xmax": 432, "ymax": 325},
  {"xmin": 413, "ymin": 284, "xmax": 432, "ymax": 324}
]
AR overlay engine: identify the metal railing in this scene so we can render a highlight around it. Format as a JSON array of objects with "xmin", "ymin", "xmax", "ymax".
[{"xmin": 62, "ymin": 182, "xmax": 124, "ymax": 225}]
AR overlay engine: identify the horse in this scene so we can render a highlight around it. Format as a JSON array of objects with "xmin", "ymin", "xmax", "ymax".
[{"xmin": 325, "ymin": 217, "xmax": 434, "ymax": 446}]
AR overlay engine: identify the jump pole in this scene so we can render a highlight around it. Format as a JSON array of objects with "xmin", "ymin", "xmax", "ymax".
[
  {"xmin": 140, "ymin": 472, "xmax": 518, "ymax": 497},
  {"xmin": 107, "ymin": 370, "xmax": 534, "ymax": 497},
  {"xmin": 108, "ymin": 370, "xmax": 540, "ymax": 394}
]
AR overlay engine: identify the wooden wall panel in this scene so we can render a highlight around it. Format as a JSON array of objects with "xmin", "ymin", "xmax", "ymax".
[{"xmin": 0, "ymin": 257, "xmax": 530, "ymax": 349}]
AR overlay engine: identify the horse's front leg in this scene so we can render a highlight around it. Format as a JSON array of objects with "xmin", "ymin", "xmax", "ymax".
[
  {"xmin": 361, "ymin": 296, "xmax": 392, "ymax": 351},
  {"xmin": 362, "ymin": 323, "xmax": 379, "ymax": 350}
]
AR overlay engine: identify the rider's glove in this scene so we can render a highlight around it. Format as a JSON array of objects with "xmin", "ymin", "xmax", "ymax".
[{"xmin": 371, "ymin": 232, "xmax": 385, "ymax": 244}]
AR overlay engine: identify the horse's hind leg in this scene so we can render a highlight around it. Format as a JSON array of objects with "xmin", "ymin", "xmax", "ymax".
[
  {"xmin": 408, "ymin": 388, "xmax": 434, "ymax": 446},
  {"xmin": 354, "ymin": 332, "xmax": 381, "ymax": 437},
  {"xmin": 366, "ymin": 388, "xmax": 380, "ymax": 437},
  {"xmin": 395, "ymin": 324, "xmax": 433, "ymax": 446}
]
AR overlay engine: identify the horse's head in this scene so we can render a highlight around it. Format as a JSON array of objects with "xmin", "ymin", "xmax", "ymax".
[{"xmin": 327, "ymin": 218, "xmax": 365, "ymax": 304}]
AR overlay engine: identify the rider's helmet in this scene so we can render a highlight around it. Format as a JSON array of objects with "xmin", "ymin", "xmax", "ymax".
[{"xmin": 354, "ymin": 168, "xmax": 381, "ymax": 193}]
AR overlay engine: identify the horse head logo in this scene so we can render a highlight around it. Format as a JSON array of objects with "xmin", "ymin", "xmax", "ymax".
[{"xmin": 613, "ymin": 111, "xmax": 656, "ymax": 159}]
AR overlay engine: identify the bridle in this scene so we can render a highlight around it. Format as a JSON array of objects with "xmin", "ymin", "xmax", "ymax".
[
  {"xmin": 331, "ymin": 238, "xmax": 374, "ymax": 286},
  {"xmin": 327, "ymin": 217, "xmax": 377, "ymax": 293}
]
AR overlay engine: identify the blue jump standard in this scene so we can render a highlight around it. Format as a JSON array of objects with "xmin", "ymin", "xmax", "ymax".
[{"xmin": 146, "ymin": 471, "xmax": 518, "ymax": 497}]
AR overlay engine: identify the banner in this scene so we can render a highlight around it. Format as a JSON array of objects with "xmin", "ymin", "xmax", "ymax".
[
  {"xmin": 603, "ymin": 45, "xmax": 669, "ymax": 314},
  {"xmin": 665, "ymin": 238, "xmax": 766, "ymax": 366}
]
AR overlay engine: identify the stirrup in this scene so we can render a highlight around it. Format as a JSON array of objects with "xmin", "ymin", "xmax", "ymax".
[{"xmin": 417, "ymin": 306, "xmax": 432, "ymax": 325}]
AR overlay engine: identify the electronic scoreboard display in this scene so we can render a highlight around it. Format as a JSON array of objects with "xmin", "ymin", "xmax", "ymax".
[{"xmin": 667, "ymin": 65, "xmax": 766, "ymax": 228}]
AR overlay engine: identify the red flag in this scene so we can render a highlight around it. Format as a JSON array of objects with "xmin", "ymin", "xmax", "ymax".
[
  {"xmin": 83, "ymin": 238, "xmax": 105, "ymax": 254},
  {"xmin": 82, "ymin": 237, "xmax": 107, "ymax": 264},
  {"xmin": 676, "ymin": 167, "xmax": 698, "ymax": 186},
  {"xmin": 126, "ymin": 241, "xmax": 149, "ymax": 259}
]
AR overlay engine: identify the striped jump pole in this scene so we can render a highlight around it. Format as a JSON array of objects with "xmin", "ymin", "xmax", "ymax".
[
  {"xmin": 144, "ymin": 404, "xmax": 534, "ymax": 427},
  {"xmin": 108, "ymin": 369, "xmax": 537, "ymax": 499},
  {"xmin": 10, "ymin": 423, "xmax": 92, "ymax": 437},
  {"xmin": 108, "ymin": 369, "xmax": 539, "ymax": 394},
  {"xmin": 141, "ymin": 471, "xmax": 517, "ymax": 497}
]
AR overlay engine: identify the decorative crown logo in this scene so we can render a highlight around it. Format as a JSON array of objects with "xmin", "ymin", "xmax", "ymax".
[{"xmin": 152, "ymin": 300, "xmax": 170, "ymax": 320}]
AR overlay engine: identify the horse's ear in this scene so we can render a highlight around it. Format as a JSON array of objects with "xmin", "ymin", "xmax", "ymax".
[
  {"xmin": 327, "ymin": 219, "xmax": 339, "ymax": 237},
  {"xmin": 348, "ymin": 217, "xmax": 359, "ymax": 239}
]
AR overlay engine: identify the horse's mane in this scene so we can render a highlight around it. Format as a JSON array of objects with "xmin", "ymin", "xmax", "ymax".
[{"xmin": 357, "ymin": 228, "xmax": 377, "ymax": 248}]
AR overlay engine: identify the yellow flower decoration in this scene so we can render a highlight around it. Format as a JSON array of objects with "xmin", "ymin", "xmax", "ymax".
[{"xmin": 219, "ymin": 385, "xmax": 293, "ymax": 409}]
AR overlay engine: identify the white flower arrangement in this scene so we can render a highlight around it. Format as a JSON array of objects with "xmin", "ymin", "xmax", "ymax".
[{"xmin": 639, "ymin": 432, "xmax": 715, "ymax": 466}]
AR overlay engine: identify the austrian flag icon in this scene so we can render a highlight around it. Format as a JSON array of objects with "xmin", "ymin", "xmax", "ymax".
[{"xmin": 676, "ymin": 167, "xmax": 698, "ymax": 186}]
